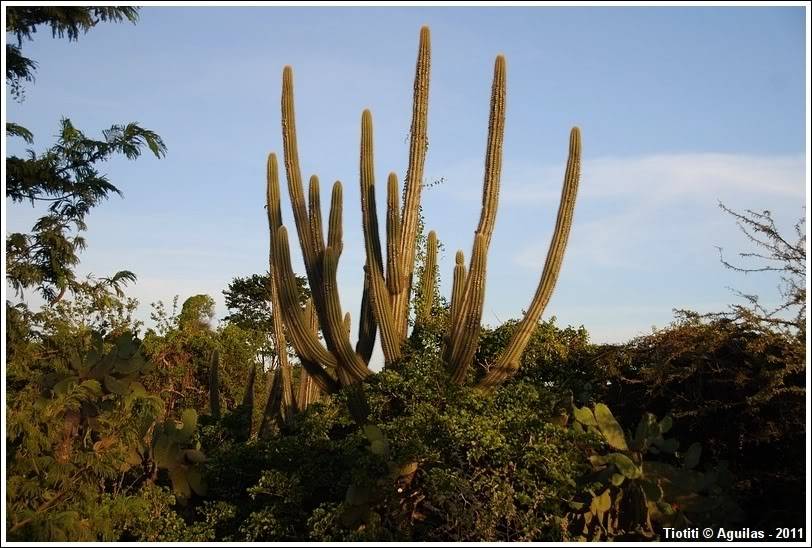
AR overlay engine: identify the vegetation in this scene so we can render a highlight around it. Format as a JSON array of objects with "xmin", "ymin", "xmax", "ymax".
[{"xmin": 4, "ymin": 10, "xmax": 806, "ymax": 543}]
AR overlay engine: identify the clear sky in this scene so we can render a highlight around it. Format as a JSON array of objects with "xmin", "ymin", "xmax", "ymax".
[{"xmin": 5, "ymin": 6, "xmax": 808, "ymax": 351}]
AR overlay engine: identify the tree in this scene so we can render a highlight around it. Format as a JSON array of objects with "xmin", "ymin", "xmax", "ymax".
[
  {"xmin": 222, "ymin": 273, "xmax": 310, "ymax": 370},
  {"xmin": 5, "ymin": 6, "xmax": 166, "ymax": 303},
  {"xmin": 716, "ymin": 203, "xmax": 806, "ymax": 338},
  {"xmin": 178, "ymin": 294, "xmax": 216, "ymax": 332},
  {"xmin": 222, "ymin": 273, "xmax": 310, "ymax": 332}
]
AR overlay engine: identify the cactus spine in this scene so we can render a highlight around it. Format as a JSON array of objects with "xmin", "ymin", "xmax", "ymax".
[{"xmin": 264, "ymin": 26, "xmax": 581, "ymax": 391}]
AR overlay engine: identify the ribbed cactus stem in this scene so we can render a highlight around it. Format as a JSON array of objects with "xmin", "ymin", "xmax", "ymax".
[
  {"xmin": 209, "ymin": 350, "xmax": 220, "ymax": 419},
  {"xmin": 448, "ymin": 234, "xmax": 488, "ymax": 384},
  {"xmin": 392, "ymin": 25, "xmax": 431, "ymax": 338},
  {"xmin": 272, "ymin": 226, "xmax": 338, "ymax": 369},
  {"xmin": 328, "ymin": 181, "xmax": 343, "ymax": 257},
  {"xmin": 267, "ymin": 155, "xmax": 340, "ymax": 383},
  {"xmin": 343, "ymin": 312, "xmax": 351, "ymax": 336},
  {"xmin": 261, "ymin": 257, "xmax": 296, "ymax": 434},
  {"xmin": 281, "ymin": 66, "xmax": 316, "ymax": 280},
  {"xmin": 386, "ymin": 172, "xmax": 404, "ymax": 295},
  {"xmin": 417, "ymin": 230, "xmax": 437, "ymax": 324},
  {"xmin": 259, "ymin": 370, "xmax": 282, "ymax": 439},
  {"xmin": 355, "ymin": 267, "xmax": 377, "ymax": 363},
  {"xmin": 359, "ymin": 109, "xmax": 403, "ymax": 364},
  {"xmin": 322, "ymin": 246, "xmax": 372, "ymax": 384},
  {"xmin": 243, "ymin": 364, "xmax": 257, "ymax": 408},
  {"xmin": 475, "ymin": 55, "xmax": 506, "ymax": 250},
  {"xmin": 478, "ymin": 127, "xmax": 581, "ymax": 389},
  {"xmin": 308, "ymin": 175, "xmax": 325, "ymax": 259},
  {"xmin": 450, "ymin": 250, "xmax": 466, "ymax": 329}
]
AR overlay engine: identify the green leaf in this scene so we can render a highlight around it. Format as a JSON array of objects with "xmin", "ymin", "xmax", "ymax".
[
  {"xmin": 187, "ymin": 465, "xmax": 207, "ymax": 496},
  {"xmin": 682, "ymin": 442, "xmax": 702, "ymax": 469},
  {"xmin": 573, "ymin": 406, "xmax": 598, "ymax": 427},
  {"xmin": 103, "ymin": 375, "xmax": 129, "ymax": 395},
  {"xmin": 659, "ymin": 415, "xmax": 673, "ymax": 434},
  {"xmin": 611, "ymin": 473, "xmax": 626, "ymax": 486},
  {"xmin": 178, "ymin": 408, "xmax": 198, "ymax": 441},
  {"xmin": 169, "ymin": 466, "xmax": 192, "ymax": 498},
  {"xmin": 606, "ymin": 452, "xmax": 641, "ymax": 479},
  {"xmin": 634, "ymin": 412, "xmax": 660, "ymax": 447},
  {"xmin": 363, "ymin": 424, "xmax": 384, "ymax": 442},
  {"xmin": 184, "ymin": 449, "xmax": 207, "ymax": 464},
  {"xmin": 114, "ymin": 352, "xmax": 145, "ymax": 375},
  {"xmin": 53, "ymin": 376, "xmax": 79, "ymax": 396},
  {"xmin": 370, "ymin": 439, "xmax": 389, "ymax": 456},
  {"xmin": 594, "ymin": 404, "xmax": 628, "ymax": 451},
  {"xmin": 654, "ymin": 437, "xmax": 679, "ymax": 454},
  {"xmin": 591, "ymin": 489, "xmax": 612, "ymax": 513},
  {"xmin": 115, "ymin": 332, "xmax": 138, "ymax": 359}
]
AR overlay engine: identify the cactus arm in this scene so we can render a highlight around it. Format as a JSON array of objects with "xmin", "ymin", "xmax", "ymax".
[
  {"xmin": 474, "ymin": 55, "xmax": 506, "ymax": 250},
  {"xmin": 416, "ymin": 230, "xmax": 438, "ymax": 325},
  {"xmin": 242, "ymin": 364, "xmax": 257, "ymax": 408},
  {"xmin": 296, "ymin": 368, "xmax": 312, "ymax": 412},
  {"xmin": 355, "ymin": 267, "xmax": 377, "ymax": 363},
  {"xmin": 450, "ymin": 250, "xmax": 466, "ymax": 329},
  {"xmin": 386, "ymin": 173, "xmax": 404, "ymax": 295},
  {"xmin": 392, "ymin": 25, "xmax": 431, "ymax": 338},
  {"xmin": 443, "ymin": 55, "xmax": 505, "ymax": 383},
  {"xmin": 447, "ymin": 234, "xmax": 488, "ymax": 384},
  {"xmin": 209, "ymin": 350, "xmax": 221, "ymax": 419},
  {"xmin": 322, "ymin": 246, "xmax": 373, "ymax": 384},
  {"xmin": 328, "ymin": 181, "xmax": 343, "ymax": 257},
  {"xmin": 343, "ymin": 312, "xmax": 351, "ymax": 336},
  {"xmin": 259, "ymin": 370, "xmax": 282, "ymax": 439},
  {"xmin": 478, "ymin": 127, "xmax": 581, "ymax": 389},
  {"xmin": 359, "ymin": 109, "xmax": 403, "ymax": 364},
  {"xmin": 308, "ymin": 175, "xmax": 325, "ymax": 259},
  {"xmin": 281, "ymin": 67, "xmax": 316, "ymax": 277},
  {"xmin": 267, "ymin": 154, "xmax": 339, "ymax": 373},
  {"xmin": 272, "ymin": 225, "xmax": 339, "ymax": 370}
]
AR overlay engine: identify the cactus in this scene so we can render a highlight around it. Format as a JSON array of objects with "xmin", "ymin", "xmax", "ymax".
[
  {"xmin": 568, "ymin": 405, "xmax": 739, "ymax": 539},
  {"xmin": 152, "ymin": 408, "xmax": 207, "ymax": 499},
  {"xmin": 264, "ymin": 26, "xmax": 581, "ymax": 390},
  {"xmin": 259, "ymin": 262, "xmax": 297, "ymax": 438},
  {"xmin": 416, "ymin": 230, "xmax": 437, "ymax": 326}
]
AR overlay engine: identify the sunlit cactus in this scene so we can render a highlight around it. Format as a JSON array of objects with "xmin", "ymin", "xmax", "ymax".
[{"xmin": 264, "ymin": 25, "xmax": 581, "ymax": 391}]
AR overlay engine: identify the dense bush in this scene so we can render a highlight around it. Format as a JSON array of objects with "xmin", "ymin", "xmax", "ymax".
[{"xmin": 6, "ymin": 290, "xmax": 804, "ymax": 541}]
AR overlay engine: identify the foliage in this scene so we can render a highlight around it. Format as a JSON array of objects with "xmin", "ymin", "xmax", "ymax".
[
  {"xmin": 6, "ymin": 6, "xmax": 166, "ymax": 304},
  {"xmin": 590, "ymin": 312, "xmax": 805, "ymax": 530},
  {"xmin": 568, "ymin": 405, "xmax": 740, "ymax": 540},
  {"xmin": 715, "ymin": 204, "xmax": 806, "ymax": 337},
  {"xmin": 6, "ymin": 6, "xmax": 139, "ymax": 100}
]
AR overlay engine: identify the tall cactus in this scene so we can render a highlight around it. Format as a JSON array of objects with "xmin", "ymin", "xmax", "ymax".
[
  {"xmin": 264, "ymin": 26, "xmax": 581, "ymax": 391},
  {"xmin": 477, "ymin": 127, "xmax": 581, "ymax": 389},
  {"xmin": 416, "ymin": 230, "xmax": 438, "ymax": 326}
]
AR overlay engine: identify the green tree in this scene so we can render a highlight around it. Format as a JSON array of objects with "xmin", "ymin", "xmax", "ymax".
[
  {"xmin": 5, "ymin": 6, "xmax": 166, "ymax": 303},
  {"xmin": 178, "ymin": 294, "xmax": 216, "ymax": 332}
]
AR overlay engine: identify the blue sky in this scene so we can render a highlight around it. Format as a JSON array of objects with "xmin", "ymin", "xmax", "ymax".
[{"xmin": 5, "ymin": 6, "xmax": 808, "ymax": 351}]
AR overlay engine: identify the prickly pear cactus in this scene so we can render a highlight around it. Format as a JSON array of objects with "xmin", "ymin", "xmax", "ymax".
[
  {"xmin": 568, "ymin": 404, "xmax": 740, "ymax": 540},
  {"xmin": 151, "ymin": 408, "xmax": 207, "ymax": 499},
  {"xmin": 47, "ymin": 331, "xmax": 153, "ymax": 398}
]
